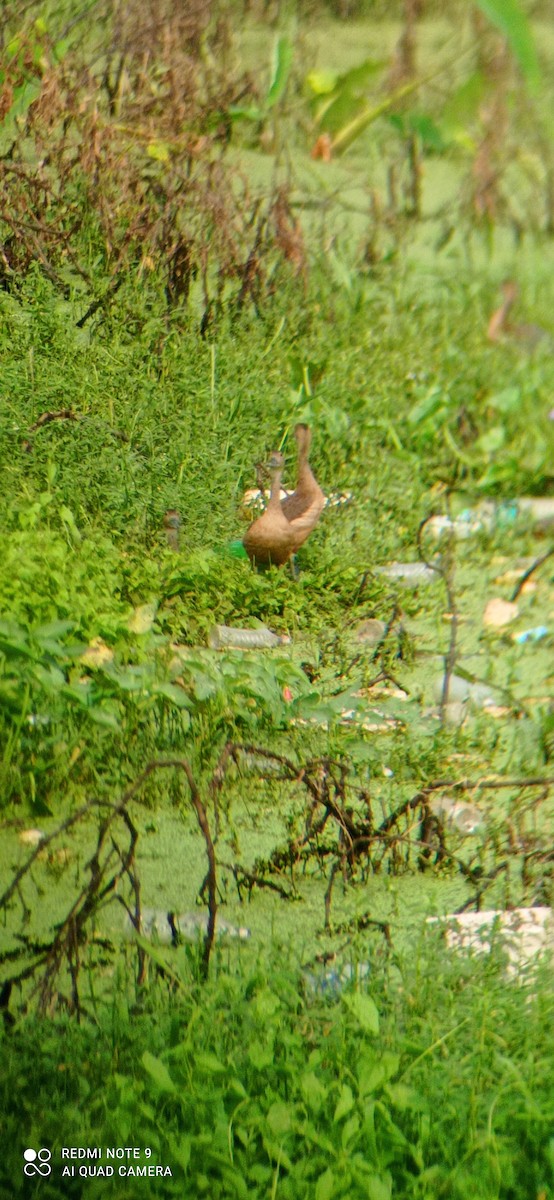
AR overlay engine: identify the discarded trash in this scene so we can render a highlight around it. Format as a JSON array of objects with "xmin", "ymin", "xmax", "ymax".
[
  {"xmin": 434, "ymin": 673, "xmax": 498, "ymax": 708},
  {"xmin": 483, "ymin": 597, "xmax": 519, "ymax": 628},
  {"xmin": 128, "ymin": 603, "xmax": 157, "ymax": 634},
  {"xmin": 18, "ymin": 828, "xmax": 45, "ymax": 847},
  {"xmin": 208, "ymin": 624, "xmax": 291, "ymax": 650},
  {"xmin": 325, "ymin": 491, "xmax": 353, "ymax": 509},
  {"xmin": 375, "ymin": 562, "xmax": 438, "ymax": 584},
  {"xmin": 513, "ymin": 626, "xmax": 549, "ymax": 644},
  {"xmin": 301, "ymin": 961, "xmax": 371, "ymax": 997},
  {"xmin": 427, "ymin": 498, "xmax": 554, "ymax": 539},
  {"xmin": 123, "ymin": 908, "xmax": 251, "ymax": 944},
  {"xmin": 241, "ymin": 488, "xmax": 352, "ymax": 513},
  {"xmin": 80, "ymin": 638, "xmax": 114, "ymax": 668},
  {"xmin": 429, "ymin": 907, "xmax": 554, "ymax": 977},
  {"xmin": 353, "ymin": 618, "xmax": 387, "ymax": 644},
  {"xmin": 241, "ymin": 486, "xmax": 290, "ymax": 513},
  {"xmin": 428, "ymin": 795, "xmax": 484, "ymax": 835}
]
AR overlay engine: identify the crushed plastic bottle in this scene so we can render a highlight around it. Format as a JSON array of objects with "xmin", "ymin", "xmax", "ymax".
[
  {"xmin": 513, "ymin": 626, "xmax": 549, "ymax": 644},
  {"xmin": 429, "ymin": 795, "xmax": 484, "ymax": 835},
  {"xmin": 208, "ymin": 624, "xmax": 291, "ymax": 650},
  {"xmin": 375, "ymin": 562, "xmax": 439, "ymax": 585},
  {"xmin": 301, "ymin": 961, "xmax": 371, "ymax": 997},
  {"xmin": 427, "ymin": 497, "xmax": 554, "ymax": 539},
  {"xmin": 123, "ymin": 907, "xmax": 251, "ymax": 944}
]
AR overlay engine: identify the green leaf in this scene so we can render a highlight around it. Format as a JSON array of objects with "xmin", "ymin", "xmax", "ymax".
[
  {"xmin": 34, "ymin": 620, "xmax": 74, "ymax": 640},
  {"xmin": 4, "ymin": 80, "xmax": 41, "ymax": 124},
  {"xmin": 475, "ymin": 425, "xmax": 506, "ymax": 454},
  {"xmin": 266, "ymin": 1100, "xmax": 292, "ymax": 1136},
  {"xmin": 86, "ymin": 706, "xmax": 121, "ymax": 730},
  {"xmin": 228, "ymin": 105, "xmax": 265, "ymax": 122},
  {"xmin": 366, "ymin": 1174, "xmax": 392, "ymax": 1200},
  {"xmin": 488, "ymin": 386, "xmax": 521, "ymax": 413},
  {"xmin": 334, "ymin": 1083, "xmax": 355, "ymax": 1122},
  {"xmin": 266, "ymin": 36, "xmax": 293, "ymax": 108},
  {"xmin": 301, "ymin": 1071, "xmax": 328, "ymax": 1113},
  {"xmin": 342, "ymin": 992, "xmax": 379, "ymax": 1034},
  {"xmin": 341, "ymin": 1112, "xmax": 361, "ymax": 1149},
  {"xmin": 407, "ymin": 387, "xmax": 444, "ymax": 427},
  {"xmin": 315, "ymin": 1168, "xmax": 335, "ymax": 1200},
  {"xmin": 475, "ymin": 0, "xmax": 540, "ymax": 90},
  {"xmin": 152, "ymin": 682, "xmax": 192, "ymax": 710},
  {"xmin": 142, "ymin": 1052, "xmax": 176, "ymax": 1094},
  {"xmin": 195, "ymin": 1052, "xmax": 227, "ymax": 1075}
]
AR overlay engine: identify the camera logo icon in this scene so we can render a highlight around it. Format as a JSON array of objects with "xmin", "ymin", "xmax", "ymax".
[{"xmin": 23, "ymin": 1148, "xmax": 52, "ymax": 1177}]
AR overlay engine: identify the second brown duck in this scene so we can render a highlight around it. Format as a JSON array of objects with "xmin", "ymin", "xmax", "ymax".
[
  {"xmin": 281, "ymin": 423, "xmax": 325, "ymax": 550},
  {"xmin": 243, "ymin": 451, "xmax": 296, "ymax": 567}
]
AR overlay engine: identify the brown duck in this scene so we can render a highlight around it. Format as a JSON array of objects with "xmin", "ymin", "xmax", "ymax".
[
  {"xmin": 243, "ymin": 452, "xmax": 295, "ymax": 567},
  {"xmin": 281, "ymin": 424, "xmax": 325, "ymax": 550}
]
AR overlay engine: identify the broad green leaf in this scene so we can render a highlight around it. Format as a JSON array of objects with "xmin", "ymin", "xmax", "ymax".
[
  {"xmin": 367, "ymin": 1174, "xmax": 392, "ymax": 1200},
  {"xmin": 152, "ymin": 682, "xmax": 193, "ymax": 710},
  {"xmin": 195, "ymin": 1052, "xmax": 227, "ymax": 1075},
  {"xmin": 334, "ymin": 1083, "xmax": 355, "ymax": 1122},
  {"xmin": 342, "ymin": 992, "xmax": 379, "ymax": 1034},
  {"xmin": 475, "ymin": 425, "xmax": 506, "ymax": 454},
  {"xmin": 488, "ymin": 386, "xmax": 521, "ymax": 413},
  {"xmin": 475, "ymin": 0, "xmax": 540, "ymax": 90},
  {"xmin": 301, "ymin": 1071, "xmax": 328, "ymax": 1113},
  {"xmin": 34, "ymin": 620, "xmax": 74, "ymax": 640},
  {"xmin": 341, "ymin": 1112, "xmax": 360, "ymax": 1149},
  {"xmin": 248, "ymin": 1041, "xmax": 274, "ymax": 1070},
  {"xmin": 228, "ymin": 105, "xmax": 265, "ymax": 122},
  {"xmin": 315, "ymin": 1168, "xmax": 335, "ymax": 1200},
  {"xmin": 5, "ymin": 80, "xmax": 41, "ymax": 123},
  {"xmin": 266, "ymin": 1100, "xmax": 292, "ymax": 1136},
  {"xmin": 86, "ymin": 706, "xmax": 121, "ymax": 730},
  {"xmin": 142, "ymin": 1051, "xmax": 177, "ymax": 1094},
  {"xmin": 255, "ymin": 988, "xmax": 281, "ymax": 1018},
  {"xmin": 266, "ymin": 36, "xmax": 293, "ymax": 108}
]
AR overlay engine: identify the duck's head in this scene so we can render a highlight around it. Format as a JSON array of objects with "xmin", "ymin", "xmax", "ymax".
[{"xmin": 294, "ymin": 423, "xmax": 312, "ymax": 451}]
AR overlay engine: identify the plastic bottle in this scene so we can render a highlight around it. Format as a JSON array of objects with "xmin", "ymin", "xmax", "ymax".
[
  {"xmin": 375, "ymin": 562, "xmax": 439, "ymax": 584},
  {"xmin": 208, "ymin": 625, "xmax": 291, "ymax": 649},
  {"xmin": 427, "ymin": 498, "xmax": 554, "ymax": 539}
]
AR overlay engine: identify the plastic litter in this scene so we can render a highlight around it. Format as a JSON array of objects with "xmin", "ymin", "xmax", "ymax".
[
  {"xmin": 208, "ymin": 624, "xmax": 291, "ymax": 650},
  {"xmin": 18, "ymin": 828, "xmax": 46, "ymax": 847},
  {"xmin": 427, "ymin": 498, "xmax": 554, "ymax": 539},
  {"xmin": 301, "ymin": 961, "xmax": 371, "ymax": 997},
  {"xmin": 353, "ymin": 619, "xmax": 387, "ymax": 644},
  {"xmin": 374, "ymin": 562, "xmax": 439, "ymax": 584},
  {"xmin": 433, "ymin": 673, "xmax": 498, "ymax": 708},
  {"xmin": 429, "ymin": 907, "xmax": 554, "ymax": 977},
  {"xmin": 513, "ymin": 626, "xmax": 549, "ymax": 644},
  {"xmin": 428, "ymin": 795, "xmax": 483, "ymax": 835},
  {"xmin": 123, "ymin": 907, "xmax": 251, "ymax": 944}
]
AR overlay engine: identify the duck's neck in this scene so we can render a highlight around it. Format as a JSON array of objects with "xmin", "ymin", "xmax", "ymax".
[{"xmin": 267, "ymin": 468, "xmax": 283, "ymax": 509}]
